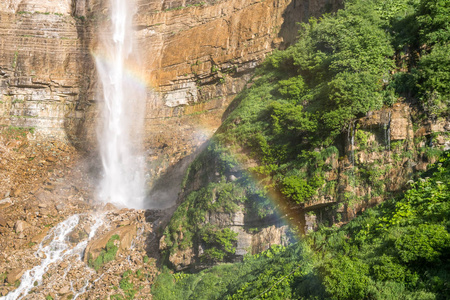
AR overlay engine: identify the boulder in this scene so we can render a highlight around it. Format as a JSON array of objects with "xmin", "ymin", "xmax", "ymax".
[
  {"xmin": 84, "ymin": 224, "xmax": 137, "ymax": 263},
  {"xmin": 251, "ymin": 225, "xmax": 290, "ymax": 254},
  {"xmin": 7, "ymin": 268, "xmax": 24, "ymax": 284},
  {"xmin": 14, "ymin": 220, "xmax": 29, "ymax": 233}
]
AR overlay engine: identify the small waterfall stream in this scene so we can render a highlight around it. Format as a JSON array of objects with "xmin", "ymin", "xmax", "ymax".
[
  {"xmin": 348, "ymin": 122, "xmax": 356, "ymax": 168},
  {"xmin": 1, "ymin": 215, "xmax": 104, "ymax": 300}
]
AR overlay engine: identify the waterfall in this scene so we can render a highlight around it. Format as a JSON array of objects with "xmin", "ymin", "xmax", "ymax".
[
  {"xmin": 348, "ymin": 122, "xmax": 355, "ymax": 168},
  {"xmin": 95, "ymin": 0, "xmax": 147, "ymax": 209}
]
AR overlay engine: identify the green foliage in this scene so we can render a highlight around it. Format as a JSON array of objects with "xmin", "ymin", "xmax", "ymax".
[
  {"xmin": 320, "ymin": 255, "xmax": 371, "ymax": 299},
  {"xmin": 157, "ymin": 0, "xmax": 450, "ymax": 296},
  {"xmin": 280, "ymin": 175, "xmax": 323, "ymax": 203},
  {"xmin": 153, "ymin": 151, "xmax": 450, "ymax": 300},
  {"xmin": 163, "ymin": 165, "xmax": 248, "ymax": 260},
  {"xmin": 394, "ymin": 224, "xmax": 450, "ymax": 263},
  {"xmin": 204, "ymin": 0, "xmax": 449, "ymax": 211},
  {"xmin": 211, "ymin": 65, "xmax": 219, "ymax": 73},
  {"xmin": 415, "ymin": 43, "xmax": 450, "ymax": 117},
  {"xmin": 209, "ymin": 0, "xmax": 405, "ymax": 208},
  {"xmin": 88, "ymin": 234, "xmax": 120, "ymax": 271},
  {"xmin": 152, "ymin": 244, "xmax": 316, "ymax": 300},
  {"xmin": 278, "ymin": 76, "xmax": 308, "ymax": 100},
  {"xmin": 119, "ymin": 271, "xmax": 137, "ymax": 300},
  {"xmin": 200, "ymin": 226, "xmax": 238, "ymax": 262},
  {"xmin": 416, "ymin": 0, "xmax": 450, "ymax": 45},
  {"xmin": 2, "ymin": 126, "xmax": 34, "ymax": 139}
]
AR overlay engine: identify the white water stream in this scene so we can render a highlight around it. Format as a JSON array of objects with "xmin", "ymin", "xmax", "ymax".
[
  {"xmin": 95, "ymin": 0, "xmax": 147, "ymax": 209},
  {"xmin": 1, "ymin": 215, "xmax": 104, "ymax": 300}
]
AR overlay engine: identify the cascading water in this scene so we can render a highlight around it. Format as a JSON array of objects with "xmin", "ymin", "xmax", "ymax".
[
  {"xmin": 95, "ymin": 0, "xmax": 147, "ymax": 209},
  {"xmin": 348, "ymin": 122, "xmax": 356, "ymax": 168},
  {"xmin": 1, "ymin": 215, "xmax": 104, "ymax": 300}
]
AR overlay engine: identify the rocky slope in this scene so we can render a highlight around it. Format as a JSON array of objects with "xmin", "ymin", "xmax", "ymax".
[{"xmin": 0, "ymin": 126, "xmax": 163, "ymax": 299}]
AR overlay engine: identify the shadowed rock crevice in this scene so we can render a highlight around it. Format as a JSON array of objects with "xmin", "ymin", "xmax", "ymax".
[{"xmin": 278, "ymin": 0, "xmax": 344, "ymax": 49}]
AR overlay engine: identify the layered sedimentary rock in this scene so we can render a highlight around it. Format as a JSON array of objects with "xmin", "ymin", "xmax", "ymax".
[
  {"xmin": 0, "ymin": 7, "xmax": 90, "ymax": 141},
  {"xmin": 0, "ymin": 0, "xmax": 342, "ymax": 200}
]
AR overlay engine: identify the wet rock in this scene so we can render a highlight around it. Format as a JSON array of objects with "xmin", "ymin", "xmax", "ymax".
[
  {"xmin": 144, "ymin": 209, "xmax": 165, "ymax": 223},
  {"xmin": 7, "ymin": 268, "xmax": 24, "ymax": 284},
  {"xmin": 68, "ymin": 229, "xmax": 88, "ymax": 244}
]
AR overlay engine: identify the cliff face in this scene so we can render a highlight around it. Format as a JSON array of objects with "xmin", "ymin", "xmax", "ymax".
[
  {"xmin": 0, "ymin": 2, "xmax": 90, "ymax": 141},
  {"xmin": 0, "ymin": 0, "xmax": 342, "ymax": 200}
]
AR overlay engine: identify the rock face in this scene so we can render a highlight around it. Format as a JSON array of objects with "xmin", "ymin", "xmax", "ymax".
[
  {"xmin": 0, "ymin": 9, "xmax": 90, "ymax": 141},
  {"xmin": 302, "ymin": 103, "xmax": 450, "ymax": 226},
  {"xmin": 0, "ymin": 0, "xmax": 343, "ymax": 203}
]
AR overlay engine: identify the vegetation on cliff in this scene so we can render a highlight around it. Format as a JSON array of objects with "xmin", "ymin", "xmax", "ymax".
[
  {"xmin": 213, "ymin": 0, "xmax": 449, "ymax": 206},
  {"xmin": 160, "ymin": 0, "xmax": 449, "ymax": 264},
  {"xmin": 153, "ymin": 151, "xmax": 450, "ymax": 299}
]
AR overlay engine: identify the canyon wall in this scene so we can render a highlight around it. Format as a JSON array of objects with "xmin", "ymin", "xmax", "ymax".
[{"xmin": 0, "ymin": 0, "xmax": 342, "ymax": 205}]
